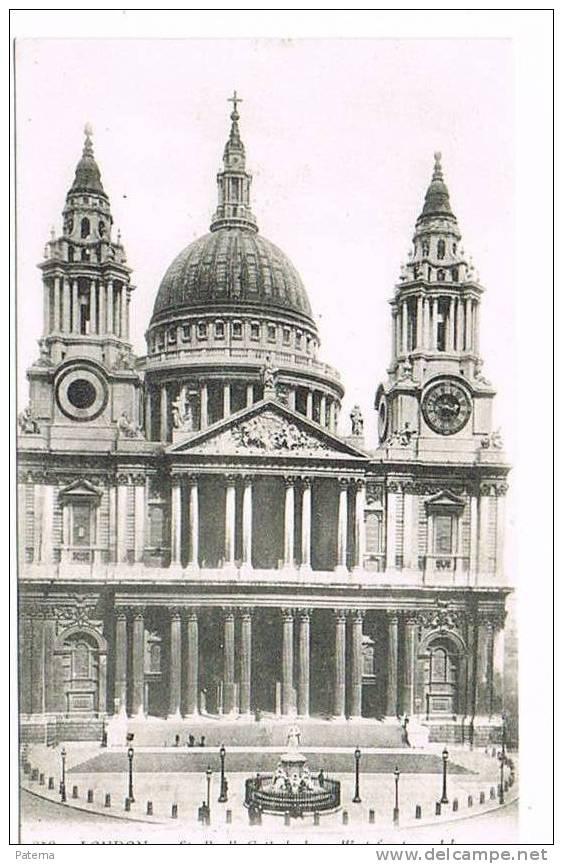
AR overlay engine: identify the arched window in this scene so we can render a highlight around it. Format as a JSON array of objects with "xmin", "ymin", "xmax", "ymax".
[
  {"xmin": 80, "ymin": 217, "xmax": 91, "ymax": 239},
  {"xmin": 437, "ymin": 239, "xmax": 446, "ymax": 259},
  {"xmin": 421, "ymin": 240, "xmax": 430, "ymax": 257},
  {"xmin": 68, "ymin": 246, "xmax": 75, "ymax": 262},
  {"xmin": 451, "ymin": 267, "xmax": 459, "ymax": 282},
  {"xmin": 437, "ymin": 269, "xmax": 446, "ymax": 282}
]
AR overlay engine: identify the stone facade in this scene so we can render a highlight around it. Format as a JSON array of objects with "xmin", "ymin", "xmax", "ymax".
[{"xmin": 17, "ymin": 106, "xmax": 512, "ymax": 744}]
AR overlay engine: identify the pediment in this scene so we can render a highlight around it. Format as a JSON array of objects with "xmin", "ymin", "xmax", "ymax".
[
  {"xmin": 168, "ymin": 400, "xmax": 368, "ymax": 460},
  {"xmin": 59, "ymin": 478, "xmax": 102, "ymax": 500},
  {"xmin": 425, "ymin": 489, "xmax": 465, "ymax": 511}
]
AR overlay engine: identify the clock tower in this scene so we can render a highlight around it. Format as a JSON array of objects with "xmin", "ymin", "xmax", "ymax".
[
  {"xmin": 25, "ymin": 125, "xmax": 142, "ymax": 449},
  {"xmin": 375, "ymin": 153, "xmax": 499, "ymax": 459}
]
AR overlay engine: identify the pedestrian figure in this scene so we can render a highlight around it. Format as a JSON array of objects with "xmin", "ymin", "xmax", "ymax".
[
  {"xmin": 318, "ymin": 769, "xmax": 325, "ymax": 787},
  {"xmin": 175, "ymin": 734, "xmax": 180, "ymax": 747},
  {"xmin": 402, "ymin": 715, "xmax": 411, "ymax": 747},
  {"xmin": 200, "ymin": 735, "xmax": 206, "ymax": 747},
  {"xmin": 188, "ymin": 734, "xmax": 195, "ymax": 747}
]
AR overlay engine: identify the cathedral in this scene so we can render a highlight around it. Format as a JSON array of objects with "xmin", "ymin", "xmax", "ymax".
[{"xmin": 17, "ymin": 97, "xmax": 512, "ymax": 746}]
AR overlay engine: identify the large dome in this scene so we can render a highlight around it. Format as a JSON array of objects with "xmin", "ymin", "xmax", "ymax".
[{"xmin": 151, "ymin": 227, "xmax": 315, "ymax": 327}]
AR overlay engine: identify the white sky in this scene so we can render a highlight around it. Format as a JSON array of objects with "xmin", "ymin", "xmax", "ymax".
[{"xmin": 15, "ymin": 37, "xmax": 514, "ymax": 449}]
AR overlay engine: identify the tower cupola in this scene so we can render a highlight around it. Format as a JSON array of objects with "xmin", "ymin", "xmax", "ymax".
[{"xmin": 210, "ymin": 92, "xmax": 258, "ymax": 233}]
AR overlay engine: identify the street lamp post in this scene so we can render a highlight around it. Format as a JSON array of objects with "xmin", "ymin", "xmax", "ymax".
[
  {"xmin": 206, "ymin": 765, "xmax": 212, "ymax": 809},
  {"xmin": 353, "ymin": 747, "xmax": 361, "ymax": 803},
  {"xmin": 393, "ymin": 766, "xmax": 400, "ymax": 824},
  {"xmin": 499, "ymin": 713, "xmax": 507, "ymax": 805},
  {"xmin": 127, "ymin": 747, "xmax": 135, "ymax": 803},
  {"xmin": 60, "ymin": 748, "xmax": 67, "ymax": 803},
  {"xmin": 218, "ymin": 744, "xmax": 227, "ymax": 803},
  {"xmin": 440, "ymin": 748, "xmax": 449, "ymax": 805}
]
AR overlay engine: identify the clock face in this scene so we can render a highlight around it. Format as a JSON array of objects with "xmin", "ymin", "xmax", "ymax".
[
  {"xmin": 377, "ymin": 394, "xmax": 389, "ymax": 443},
  {"xmin": 422, "ymin": 380, "xmax": 472, "ymax": 435}
]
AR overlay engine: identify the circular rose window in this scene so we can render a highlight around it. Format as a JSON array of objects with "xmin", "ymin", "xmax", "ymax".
[{"xmin": 56, "ymin": 364, "xmax": 108, "ymax": 422}]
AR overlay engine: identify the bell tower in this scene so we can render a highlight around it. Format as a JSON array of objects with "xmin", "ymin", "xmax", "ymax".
[
  {"xmin": 375, "ymin": 153, "xmax": 500, "ymax": 458},
  {"xmin": 26, "ymin": 125, "xmax": 142, "ymax": 447}
]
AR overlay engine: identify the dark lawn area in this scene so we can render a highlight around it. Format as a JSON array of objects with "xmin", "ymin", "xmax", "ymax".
[{"xmin": 70, "ymin": 750, "xmax": 472, "ymax": 775}]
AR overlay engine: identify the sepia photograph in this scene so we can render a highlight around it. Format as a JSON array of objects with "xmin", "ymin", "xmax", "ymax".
[{"xmin": 10, "ymin": 10, "xmax": 554, "ymax": 850}]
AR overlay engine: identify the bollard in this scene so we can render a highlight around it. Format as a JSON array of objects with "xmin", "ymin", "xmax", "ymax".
[
  {"xmin": 226, "ymin": 809, "xmax": 232, "ymax": 824},
  {"xmin": 48, "ymin": 777, "xmax": 54, "ymax": 791},
  {"xmin": 415, "ymin": 805, "xmax": 422, "ymax": 820},
  {"xmin": 104, "ymin": 793, "xmax": 111, "ymax": 808},
  {"xmin": 171, "ymin": 803, "xmax": 178, "ymax": 819},
  {"xmin": 393, "ymin": 807, "xmax": 399, "ymax": 825},
  {"xmin": 368, "ymin": 809, "xmax": 375, "ymax": 824},
  {"xmin": 314, "ymin": 811, "xmax": 320, "ymax": 826},
  {"xmin": 490, "ymin": 786, "xmax": 496, "ymax": 800},
  {"xmin": 87, "ymin": 789, "xmax": 94, "ymax": 803},
  {"xmin": 452, "ymin": 798, "xmax": 458, "ymax": 812},
  {"xmin": 72, "ymin": 786, "xmax": 78, "ymax": 799},
  {"xmin": 147, "ymin": 801, "xmax": 153, "ymax": 816},
  {"xmin": 39, "ymin": 773, "xmax": 45, "ymax": 786},
  {"xmin": 479, "ymin": 791, "xmax": 485, "ymax": 804},
  {"xmin": 284, "ymin": 811, "xmax": 291, "ymax": 826},
  {"xmin": 467, "ymin": 795, "xmax": 473, "ymax": 808},
  {"xmin": 435, "ymin": 802, "xmax": 441, "ymax": 816},
  {"xmin": 31, "ymin": 768, "xmax": 39, "ymax": 781},
  {"xmin": 124, "ymin": 798, "xmax": 131, "ymax": 812},
  {"xmin": 342, "ymin": 810, "xmax": 348, "ymax": 825}
]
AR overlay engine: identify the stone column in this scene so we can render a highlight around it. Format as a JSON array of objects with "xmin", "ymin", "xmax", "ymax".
[
  {"xmin": 99, "ymin": 280, "xmax": 106, "ymax": 335},
  {"xmin": 134, "ymin": 480, "xmax": 145, "ymax": 564},
  {"xmin": 223, "ymin": 381, "xmax": 231, "ymax": 418},
  {"xmin": 297, "ymin": 609, "xmax": 311, "ymax": 717},
  {"xmin": 224, "ymin": 477, "xmax": 236, "ymax": 568},
  {"xmin": 187, "ymin": 476, "xmax": 199, "ymax": 569},
  {"xmin": 491, "ymin": 619, "xmax": 505, "ymax": 717},
  {"xmin": 300, "ymin": 478, "xmax": 312, "ymax": 571},
  {"xmin": 432, "ymin": 298, "xmax": 439, "ymax": 349},
  {"xmin": 246, "ymin": 382, "xmax": 254, "ymax": 408},
  {"xmin": 107, "ymin": 280, "xmax": 114, "ymax": 334},
  {"xmin": 475, "ymin": 618, "xmax": 494, "ymax": 717},
  {"xmin": 144, "ymin": 388, "xmax": 153, "ymax": 441},
  {"xmin": 89, "ymin": 279, "xmax": 97, "ymax": 334},
  {"xmin": 120, "ymin": 286, "xmax": 128, "ymax": 339},
  {"xmin": 402, "ymin": 486, "xmax": 416, "ymax": 570},
  {"xmin": 329, "ymin": 400, "xmax": 336, "ymax": 432},
  {"xmin": 184, "ymin": 610, "xmax": 199, "ymax": 716},
  {"xmin": 469, "ymin": 490, "xmax": 479, "ymax": 582},
  {"xmin": 336, "ymin": 479, "xmax": 348, "ymax": 574},
  {"xmin": 43, "ymin": 610, "xmax": 57, "ymax": 714},
  {"xmin": 200, "ymin": 382, "xmax": 208, "ymax": 429},
  {"xmin": 353, "ymin": 480, "xmax": 366, "ymax": 572},
  {"xmin": 31, "ymin": 613, "xmax": 45, "ymax": 714},
  {"xmin": 446, "ymin": 299, "xmax": 455, "ymax": 351},
  {"xmin": 319, "ymin": 394, "xmax": 327, "ymax": 426},
  {"xmin": 416, "ymin": 295, "xmax": 424, "ymax": 349},
  {"xmin": 62, "ymin": 278, "xmax": 71, "ymax": 332},
  {"xmin": 455, "ymin": 298, "xmax": 464, "ymax": 351},
  {"xmin": 496, "ymin": 488, "xmax": 506, "ymax": 580},
  {"xmin": 53, "ymin": 276, "xmax": 61, "ymax": 332},
  {"xmin": 241, "ymin": 476, "xmax": 253, "ymax": 570},
  {"xmin": 386, "ymin": 483, "xmax": 399, "ymax": 570},
  {"xmin": 402, "ymin": 615, "xmax": 417, "ymax": 716},
  {"xmin": 288, "ymin": 387, "xmax": 296, "ymax": 411},
  {"xmin": 333, "ymin": 610, "xmax": 346, "ymax": 718},
  {"xmin": 477, "ymin": 491, "xmax": 491, "ymax": 580},
  {"xmin": 473, "ymin": 301, "xmax": 481, "ymax": 355},
  {"xmin": 39, "ymin": 484, "xmax": 54, "ymax": 564},
  {"xmin": 283, "ymin": 477, "xmax": 295, "ymax": 568},
  {"xmin": 465, "ymin": 298, "xmax": 473, "ymax": 351},
  {"xmin": 116, "ymin": 479, "xmax": 128, "ymax": 564},
  {"xmin": 169, "ymin": 610, "xmax": 182, "ymax": 718},
  {"xmin": 107, "ymin": 484, "xmax": 117, "ymax": 562},
  {"xmin": 43, "ymin": 282, "xmax": 51, "ymax": 335},
  {"xmin": 281, "ymin": 609, "xmax": 295, "ymax": 715},
  {"xmin": 114, "ymin": 609, "xmax": 128, "ymax": 715},
  {"xmin": 239, "ymin": 609, "xmax": 252, "ymax": 716},
  {"xmin": 306, "ymin": 390, "xmax": 313, "ymax": 419},
  {"xmin": 72, "ymin": 279, "xmax": 79, "ymax": 333},
  {"xmin": 349, "ymin": 610, "xmax": 364, "ymax": 719},
  {"xmin": 386, "ymin": 613, "xmax": 399, "ymax": 716},
  {"xmin": 223, "ymin": 609, "xmax": 236, "ymax": 714},
  {"xmin": 401, "ymin": 300, "xmax": 408, "ymax": 354},
  {"xmin": 131, "ymin": 609, "xmax": 145, "ymax": 718},
  {"xmin": 160, "ymin": 385, "xmax": 168, "ymax": 442},
  {"xmin": 170, "ymin": 477, "xmax": 182, "ymax": 566}
]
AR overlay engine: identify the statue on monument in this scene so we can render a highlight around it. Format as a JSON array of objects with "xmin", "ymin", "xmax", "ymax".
[
  {"xmin": 18, "ymin": 404, "xmax": 40, "ymax": 434},
  {"xmin": 262, "ymin": 354, "xmax": 278, "ymax": 399},
  {"xmin": 350, "ymin": 404, "xmax": 364, "ymax": 436},
  {"xmin": 117, "ymin": 411, "xmax": 143, "ymax": 439}
]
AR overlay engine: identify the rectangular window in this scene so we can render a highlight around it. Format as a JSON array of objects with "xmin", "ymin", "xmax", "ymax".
[
  {"xmin": 197, "ymin": 322, "xmax": 207, "ymax": 339},
  {"xmin": 182, "ymin": 324, "xmax": 191, "ymax": 341},
  {"xmin": 283, "ymin": 328, "xmax": 291, "ymax": 345},
  {"xmin": 232, "ymin": 321, "xmax": 243, "ymax": 339},
  {"xmin": 215, "ymin": 320, "xmax": 225, "ymax": 338},
  {"xmin": 72, "ymin": 504, "xmax": 91, "ymax": 547},
  {"xmin": 267, "ymin": 324, "xmax": 276, "ymax": 342},
  {"xmin": 250, "ymin": 322, "xmax": 260, "ymax": 340},
  {"xmin": 434, "ymin": 514, "xmax": 453, "ymax": 554},
  {"xmin": 295, "ymin": 331, "xmax": 303, "ymax": 349},
  {"xmin": 168, "ymin": 327, "xmax": 177, "ymax": 344},
  {"xmin": 148, "ymin": 504, "xmax": 165, "ymax": 548}
]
